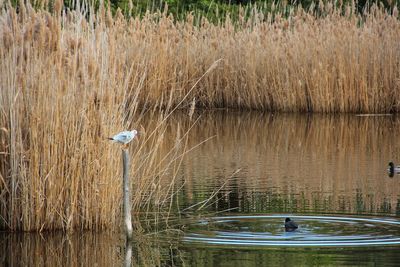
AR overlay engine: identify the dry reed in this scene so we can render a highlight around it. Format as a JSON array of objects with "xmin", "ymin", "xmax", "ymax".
[
  {"xmin": 0, "ymin": 1, "xmax": 190, "ymax": 231},
  {"xmin": 83, "ymin": 2, "xmax": 400, "ymax": 113},
  {"xmin": 1, "ymin": 1, "xmax": 400, "ymax": 231}
]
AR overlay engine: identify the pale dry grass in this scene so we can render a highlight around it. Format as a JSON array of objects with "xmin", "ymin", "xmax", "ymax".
[
  {"xmin": 0, "ymin": 1, "xmax": 190, "ymax": 231},
  {"xmin": 1, "ymin": 1, "xmax": 399, "ymax": 231},
  {"xmin": 104, "ymin": 2, "xmax": 400, "ymax": 113}
]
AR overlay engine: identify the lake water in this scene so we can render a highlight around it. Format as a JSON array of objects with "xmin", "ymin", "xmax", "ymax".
[{"xmin": 2, "ymin": 112, "xmax": 400, "ymax": 266}]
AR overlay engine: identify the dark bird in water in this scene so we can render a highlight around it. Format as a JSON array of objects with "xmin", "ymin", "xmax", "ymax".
[
  {"xmin": 388, "ymin": 162, "xmax": 400, "ymax": 177},
  {"xmin": 285, "ymin": 218, "xmax": 298, "ymax": 232}
]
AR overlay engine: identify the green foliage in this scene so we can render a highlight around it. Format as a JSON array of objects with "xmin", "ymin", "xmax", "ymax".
[
  {"xmin": 117, "ymin": 0, "xmax": 400, "ymax": 18},
  {"xmin": 6, "ymin": 0, "xmax": 399, "ymax": 21}
]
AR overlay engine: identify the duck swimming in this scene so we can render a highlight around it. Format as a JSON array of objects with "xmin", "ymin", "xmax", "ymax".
[
  {"xmin": 285, "ymin": 217, "xmax": 298, "ymax": 231},
  {"xmin": 388, "ymin": 162, "xmax": 400, "ymax": 177}
]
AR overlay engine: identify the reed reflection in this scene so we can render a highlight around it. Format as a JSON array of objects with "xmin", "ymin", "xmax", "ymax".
[
  {"xmin": 0, "ymin": 232, "xmax": 122, "ymax": 266},
  {"xmin": 0, "ymin": 229, "xmax": 183, "ymax": 267},
  {"xmin": 172, "ymin": 112, "xmax": 400, "ymax": 215}
]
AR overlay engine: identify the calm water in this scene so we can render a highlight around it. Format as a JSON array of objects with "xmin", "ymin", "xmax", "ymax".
[{"xmin": 2, "ymin": 112, "xmax": 400, "ymax": 266}]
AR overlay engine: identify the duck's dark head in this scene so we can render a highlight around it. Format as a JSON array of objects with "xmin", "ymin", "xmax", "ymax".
[
  {"xmin": 388, "ymin": 162, "xmax": 395, "ymax": 173},
  {"xmin": 285, "ymin": 218, "xmax": 291, "ymax": 223}
]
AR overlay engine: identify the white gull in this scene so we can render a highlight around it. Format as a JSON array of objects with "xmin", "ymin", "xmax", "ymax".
[{"xmin": 108, "ymin": 130, "xmax": 138, "ymax": 145}]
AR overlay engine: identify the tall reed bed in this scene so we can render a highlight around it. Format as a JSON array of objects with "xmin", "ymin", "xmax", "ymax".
[
  {"xmin": 1, "ymin": 1, "xmax": 399, "ymax": 231},
  {"xmin": 85, "ymin": 2, "xmax": 399, "ymax": 113},
  {"xmin": 0, "ymin": 1, "xmax": 190, "ymax": 231}
]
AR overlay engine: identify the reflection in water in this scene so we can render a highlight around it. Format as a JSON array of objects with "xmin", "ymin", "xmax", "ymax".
[
  {"xmin": 3, "ymin": 112, "xmax": 400, "ymax": 266},
  {"xmin": 175, "ymin": 112, "xmax": 400, "ymax": 216},
  {"xmin": 0, "ymin": 230, "xmax": 183, "ymax": 267},
  {"xmin": 0, "ymin": 232, "xmax": 122, "ymax": 266},
  {"xmin": 180, "ymin": 245, "xmax": 400, "ymax": 267},
  {"xmin": 2, "ymin": 229, "xmax": 400, "ymax": 266}
]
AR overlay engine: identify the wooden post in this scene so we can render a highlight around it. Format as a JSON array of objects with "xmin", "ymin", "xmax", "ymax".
[
  {"xmin": 124, "ymin": 239, "xmax": 132, "ymax": 267},
  {"xmin": 122, "ymin": 149, "xmax": 133, "ymax": 241}
]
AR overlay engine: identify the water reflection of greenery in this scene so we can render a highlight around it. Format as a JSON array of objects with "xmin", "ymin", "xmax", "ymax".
[{"xmin": 179, "ymin": 246, "xmax": 400, "ymax": 267}]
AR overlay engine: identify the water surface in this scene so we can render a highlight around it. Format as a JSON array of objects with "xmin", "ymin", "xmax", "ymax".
[{"xmin": 2, "ymin": 112, "xmax": 400, "ymax": 266}]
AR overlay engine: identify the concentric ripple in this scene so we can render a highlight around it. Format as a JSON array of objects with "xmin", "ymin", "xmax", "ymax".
[{"xmin": 184, "ymin": 215, "xmax": 400, "ymax": 247}]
